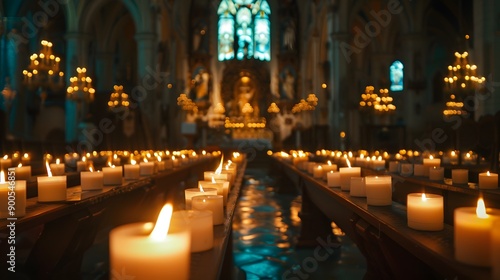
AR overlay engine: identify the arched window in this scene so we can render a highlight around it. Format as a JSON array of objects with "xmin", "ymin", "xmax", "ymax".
[
  {"xmin": 217, "ymin": 0, "xmax": 271, "ymax": 61},
  {"xmin": 390, "ymin": 60, "xmax": 404, "ymax": 91}
]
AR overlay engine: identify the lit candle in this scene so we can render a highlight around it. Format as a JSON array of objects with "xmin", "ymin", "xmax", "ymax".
[
  {"xmin": 21, "ymin": 153, "xmax": 30, "ymax": 166},
  {"xmin": 80, "ymin": 167, "xmax": 103, "ymax": 191},
  {"xmin": 102, "ymin": 164, "xmax": 123, "ymax": 185},
  {"xmin": 423, "ymin": 155, "xmax": 440, "ymax": 177},
  {"xmin": 429, "ymin": 167, "xmax": 444, "ymax": 181},
  {"xmin": 0, "ymin": 155, "xmax": 13, "ymax": 170},
  {"xmin": 184, "ymin": 186, "xmax": 217, "ymax": 210},
  {"xmin": 171, "ymin": 210, "xmax": 213, "ymax": 252},
  {"xmin": 156, "ymin": 156, "xmax": 165, "ymax": 172},
  {"xmin": 478, "ymin": 171, "xmax": 498, "ymax": 189},
  {"xmin": 14, "ymin": 164, "xmax": 31, "ymax": 180},
  {"xmin": 407, "ymin": 193, "xmax": 443, "ymax": 231},
  {"xmin": 110, "ymin": 204, "xmax": 191, "ymax": 279},
  {"xmin": 112, "ymin": 154, "xmax": 121, "ymax": 166},
  {"xmin": 365, "ymin": 175, "xmax": 392, "ymax": 206},
  {"xmin": 139, "ymin": 159, "xmax": 155, "ymax": 176},
  {"xmin": 192, "ymin": 195, "xmax": 224, "ymax": 225},
  {"xmin": 454, "ymin": 198, "xmax": 500, "ymax": 266},
  {"xmin": 124, "ymin": 159, "xmax": 140, "ymax": 180},
  {"xmin": 37, "ymin": 161, "xmax": 67, "ymax": 202},
  {"xmin": 451, "ymin": 169, "xmax": 468, "ymax": 185},
  {"xmin": 199, "ymin": 177, "xmax": 228, "ymax": 205},
  {"xmin": 326, "ymin": 171, "xmax": 340, "ymax": 187},
  {"xmin": 313, "ymin": 165, "xmax": 324, "ymax": 179},
  {"xmin": 204, "ymin": 157, "xmax": 229, "ymax": 181},
  {"xmin": 321, "ymin": 161, "xmax": 337, "ymax": 174},
  {"xmin": 400, "ymin": 163, "xmax": 413, "ymax": 176},
  {"xmin": 76, "ymin": 156, "xmax": 87, "ymax": 172},
  {"xmin": 349, "ymin": 177, "xmax": 366, "ymax": 197},
  {"xmin": 371, "ymin": 157, "xmax": 386, "ymax": 171},
  {"xmin": 172, "ymin": 156, "xmax": 180, "ymax": 168},
  {"xmin": 339, "ymin": 159, "xmax": 361, "ymax": 191},
  {"xmin": 49, "ymin": 158, "xmax": 65, "ymax": 176},
  {"xmin": 0, "ymin": 172, "xmax": 26, "ymax": 218}
]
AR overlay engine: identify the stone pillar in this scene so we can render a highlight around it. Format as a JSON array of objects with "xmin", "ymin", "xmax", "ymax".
[{"xmin": 94, "ymin": 52, "xmax": 114, "ymax": 91}]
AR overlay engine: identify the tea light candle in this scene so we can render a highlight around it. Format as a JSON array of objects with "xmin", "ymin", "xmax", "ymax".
[
  {"xmin": 413, "ymin": 164, "xmax": 425, "ymax": 177},
  {"xmin": 49, "ymin": 158, "xmax": 65, "ymax": 175},
  {"xmin": 14, "ymin": 164, "xmax": 31, "ymax": 180},
  {"xmin": 76, "ymin": 156, "xmax": 87, "ymax": 172},
  {"xmin": 400, "ymin": 163, "xmax": 413, "ymax": 176},
  {"xmin": 407, "ymin": 193, "xmax": 443, "ymax": 231},
  {"xmin": 198, "ymin": 179, "xmax": 227, "ymax": 205},
  {"xmin": 102, "ymin": 165, "xmax": 123, "ymax": 185},
  {"xmin": 423, "ymin": 156, "xmax": 440, "ymax": 176},
  {"xmin": 321, "ymin": 161, "xmax": 337, "ymax": 173},
  {"xmin": 478, "ymin": 171, "xmax": 498, "ymax": 189},
  {"xmin": 371, "ymin": 159, "xmax": 386, "ymax": 171},
  {"xmin": 327, "ymin": 171, "xmax": 340, "ymax": 187},
  {"xmin": 313, "ymin": 165, "xmax": 324, "ymax": 179},
  {"xmin": 112, "ymin": 154, "xmax": 121, "ymax": 166},
  {"xmin": 184, "ymin": 187, "xmax": 217, "ymax": 209},
  {"xmin": 204, "ymin": 171, "xmax": 228, "ymax": 182},
  {"xmin": 0, "ymin": 172, "xmax": 26, "ymax": 218},
  {"xmin": 109, "ymin": 204, "xmax": 191, "ymax": 279},
  {"xmin": 139, "ymin": 161, "xmax": 155, "ymax": 176},
  {"xmin": 388, "ymin": 161, "xmax": 399, "ymax": 173},
  {"xmin": 80, "ymin": 168, "xmax": 103, "ymax": 191},
  {"xmin": 172, "ymin": 210, "xmax": 213, "ymax": 252},
  {"xmin": 339, "ymin": 166, "xmax": 361, "ymax": 191},
  {"xmin": 492, "ymin": 219, "xmax": 500, "ymax": 280},
  {"xmin": 192, "ymin": 195, "xmax": 224, "ymax": 225},
  {"xmin": 454, "ymin": 198, "xmax": 500, "ymax": 266},
  {"xmin": 0, "ymin": 156, "xmax": 12, "ymax": 170},
  {"xmin": 429, "ymin": 167, "xmax": 444, "ymax": 181},
  {"xmin": 124, "ymin": 160, "xmax": 140, "ymax": 180},
  {"xmin": 365, "ymin": 175, "xmax": 392, "ymax": 206},
  {"xmin": 21, "ymin": 153, "xmax": 30, "ymax": 166},
  {"xmin": 37, "ymin": 162, "xmax": 67, "ymax": 202},
  {"xmin": 349, "ymin": 177, "xmax": 366, "ymax": 197},
  {"xmin": 451, "ymin": 169, "xmax": 468, "ymax": 185}
]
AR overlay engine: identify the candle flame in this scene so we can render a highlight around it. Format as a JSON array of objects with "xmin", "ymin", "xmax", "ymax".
[
  {"xmin": 421, "ymin": 193, "xmax": 427, "ymax": 201},
  {"xmin": 0, "ymin": 171, "xmax": 5, "ymax": 183},
  {"xmin": 466, "ymin": 153, "xmax": 471, "ymax": 158},
  {"xmin": 215, "ymin": 155, "xmax": 224, "ymax": 175},
  {"xmin": 82, "ymin": 156, "xmax": 86, "ymax": 162},
  {"xmin": 157, "ymin": 156, "xmax": 162, "ymax": 162},
  {"xmin": 46, "ymin": 161, "xmax": 52, "ymax": 177},
  {"xmin": 23, "ymin": 153, "xmax": 29, "ymax": 159},
  {"xmin": 429, "ymin": 155, "xmax": 434, "ymax": 160},
  {"xmin": 131, "ymin": 159, "xmax": 136, "ymax": 165},
  {"xmin": 212, "ymin": 176, "xmax": 216, "ymax": 183},
  {"xmin": 18, "ymin": 163, "xmax": 22, "ymax": 168},
  {"xmin": 3, "ymin": 155, "xmax": 8, "ymax": 160},
  {"xmin": 202, "ymin": 150, "xmax": 206, "ymax": 155},
  {"xmin": 89, "ymin": 167, "xmax": 93, "ymax": 172},
  {"xmin": 113, "ymin": 154, "xmax": 118, "ymax": 159},
  {"xmin": 171, "ymin": 156, "xmax": 175, "ymax": 161},
  {"xmin": 108, "ymin": 162, "xmax": 113, "ymax": 167},
  {"xmin": 327, "ymin": 160, "xmax": 332, "ymax": 165},
  {"xmin": 451, "ymin": 151, "xmax": 456, "ymax": 156},
  {"xmin": 149, "ymin": 204, "xmax": 173, "ymax": 241},
  {"xmin": 144, "ymin": 158, "xmax": 148, "ymax": 163},
  {"xmin": 56, "ymin": 158, "xmax": 60, "ymax": 164},
  {"xmin": 318, "ymin": 165, "xmax": 322, "ymax": 170},
  {"xmin": 346, "ymin": 158, "xmax": 351, "ymax": 168},
  {"xmin": 476, "ymin": 198, "xmax": 489, "ymax": 219},
  {"xmin": 199, "ymin": 183, "xmax": 205, "ymax": 192},
  {"xmin": 487, "ymin": 171, "xmax": 490, "ymax": 176}
]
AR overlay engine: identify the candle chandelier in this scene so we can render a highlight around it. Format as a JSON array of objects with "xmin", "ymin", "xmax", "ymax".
[
  {"xmin": 22, "ymin": 40, "xmax": 64, "ymax": 100},
  {"xmin": 67, "ymin": 67, "xmax": 95, "ymax": 103},
  {"xmin": 176, "ymin": 93, "xmax": 198, "ymax": 113},
  {"xmin": 107, "ymin": 85, "xmax": 130, "ymax": 111},
  {"xmin": 291, "ymin": 93, "xmax": 318, "ymax": 113},
  {"xmin": 359, "ymin": 86, "xmax": 396, "ymax": 114}
]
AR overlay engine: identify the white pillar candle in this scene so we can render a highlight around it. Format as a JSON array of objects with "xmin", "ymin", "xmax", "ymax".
[
  {"xmin": 407, "ymin": 193, "xmax": 443, "ymax": 231},
  {"xmin": 365, "ymin": 175, "xmax": 392, "ymax": 206},
  {"xmin": 423, "ymin": 156, "xmax": 440, "ymax": 177},
  {"xmin": 172, "ymin": 210, "xmax": 213, "ymax": 252},
  {"xmin": 102, "ymin": 166, "xmax": 123, "ymax": 185},
  {"xmin": 124, "ymin": 163, "xmax": 140, "ymax": 180},
  {"xmin": 37, "ymin": 176, "xmax": 67, "ymax": 202},
  {"xmin": 349, "ymin": 177, "xmax": 366, "ymax": 197},
  {"xmin": 492, "ymin": 219, "xmax": 500, "ymax": 280},
  {"xmin": 81, "ymin": 171, "xmax": 103, "ymax": 191},
  {"xmin": 454, "ymin": 199, "xmax": 500, "ymax": 266},
  {"xmin": 313, "ymin": 165, "xmax": 324, "ymax": 179},
  {"xmin": 388, "ymin": 161, "xmax": 399, "ymax": 173},
  {"xmin": 110, "ymin": 204, "xmax": 191, "ymax": 280},
  {"xmin": 76, "ymin": 158, "xmax": 87, "ymax": 172},
  {"xmin": 339, "ymin": 167, "xmax": 361, "ymax": 191},
  {"xmin": 14, "ymin": 165, "xmax": 31, "ymax": 180},
  {"xmin": 451, "ymin": 169, "xmax": 468, "ymax": 185},
  {"xmin": 478, "ymin": 171, "xmax": 498, "ymax": 189},
  {"xmin": 198, "ymin": 180, "xmax": 226, "ymax": 205},
  {"xmin": 0, "ymin": 173, "xmax": 26, "ymax": 218},
  {"xmin": 49, "ymin": 161, "xmax": 65, "ymax": 176},
  {"xmin": 371, "ymin": 159, "xmax": 386, "ymax": 171},
  {"xmin": 327, "ymin": 171, "xmax": 340, "ymax": 187},
  {"xmin": 429, "ymin": 167, "xmax": 444, "ymax": 181},
  {"xmin": 184, "ymin": 187, "xmax": 217, "ymax": 209},
  {"xmin": 0, "ymin": 158, "xmax": 12, "ymax": 169},
  {"xmin": 400, "ymin": 163, "xmax": 413, "ymax": 176},
  {"xmin": 413, "ymin": 164, "xmax": 425, "ymax": 177},
  {"xmin": 192, "ymin": 195, "xmax": 224, "ymax": 225},
  {"xmin": 139, "ymin": 162, "xmax": 155, "ymax": 176}
]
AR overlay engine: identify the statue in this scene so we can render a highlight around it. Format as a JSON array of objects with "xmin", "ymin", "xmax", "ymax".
[{"xmin": 280, "ymin": 68, "xmax": 295, "ymax": 100}]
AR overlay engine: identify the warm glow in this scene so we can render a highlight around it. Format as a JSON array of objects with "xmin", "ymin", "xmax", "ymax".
[
  {"xmin": 131, "ymin": 159, "xmax": 137, "ymax": 165},
  {"xmin": 487, "ymin": 171, "xmax": 490, "ymax": 176},
  {"xmin": 23, "ymin": 153, "xmax": 29, "ymax": 159},
  {"xmin": 212, "ymin": 176, "xmax": 216, "ymax": 183},
  {"xmin": 199, "ymin": 183, "xmax": 205, "ymax": 192},
  {"xmin": 476, "ymin": 198, "xmax": 489, "ymax": 219},
  {"xmin": 317, "ymin": 165, "xmax": 322, "ymax": 170},
  {"xmin": 421, "ymin": 193, "xmax": 427, "ymax": 201},
  {"xmin": 18, "ymin": 163, "xmax": 22, "ymax": 168},
  {"xmin": 429, "ymin": 155, "xmax": 434, "ymax": 160},
  {"xmin": 215, "ymin": 156, "xmax": 224, "ymax": 175},
  {"xmin": 3, "ymin": 155, "xmax": 8, "ymax": 160},
  {"xmin": 89, "ymin": 167, "xmax": 94, "ymax": 172},
  {"xmin": 157, "ymin": 156, "xmax": 162, "ymax": 162},
  {"xmin": 46, "ymin": 161, "xmax": 52, "ymax": 177},
  {"xmin": 0, "ymin": 171, "xmax": 4, "ymax": 183},
  {"xmin": 149, "ymin": 204, "xmax": 173, "ymax": 241},
  {"xmin": 346, "ymin": 158, "xmax": 351, "ymax": 168},
  {"xmin": 328, "ymin": 160, "xmax": 332, "ymax": 166}
]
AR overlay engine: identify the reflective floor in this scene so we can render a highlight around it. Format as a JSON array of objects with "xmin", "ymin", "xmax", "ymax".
[{"xmin": 232, "ymin": 169, "xmax": 366, "ymax": 280}]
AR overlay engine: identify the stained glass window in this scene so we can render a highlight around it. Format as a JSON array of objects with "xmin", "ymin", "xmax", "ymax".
[
  {"xmin": 217, "ymin": 0, "xmax": 271, "ymax": 61},
  {"xmin": 390, "ymin": 60, "xmax": 404, "ymax": 91}
]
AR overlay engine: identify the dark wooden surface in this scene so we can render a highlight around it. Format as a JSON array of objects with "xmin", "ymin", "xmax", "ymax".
[{"xmin": 271, "ymin": 156, "xmax": 492, "ymax": 280}]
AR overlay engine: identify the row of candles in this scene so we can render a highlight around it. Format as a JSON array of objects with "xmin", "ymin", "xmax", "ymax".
[
  {"xmin": 274, "ymin": 150, "xmax": 500, "ymax": 277},
  {"xmin": 110, "ymin": 153, "xmax": 242, "ymax": 279}
]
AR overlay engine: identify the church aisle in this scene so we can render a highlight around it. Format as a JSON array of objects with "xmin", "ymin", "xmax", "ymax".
[{"xmin": 232, "ymin": 168, "xmax": 366, "ymax": 279}]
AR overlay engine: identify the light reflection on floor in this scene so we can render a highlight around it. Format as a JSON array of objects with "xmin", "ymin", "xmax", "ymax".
[{"xmin": 232, "ymin": 169, "xmax": 366, "ymax": 279}]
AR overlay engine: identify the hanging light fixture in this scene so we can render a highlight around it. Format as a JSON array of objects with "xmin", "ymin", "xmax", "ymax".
[{"xmin": 108, "ymin": 85, "xmax": 130, "ymax": 111}]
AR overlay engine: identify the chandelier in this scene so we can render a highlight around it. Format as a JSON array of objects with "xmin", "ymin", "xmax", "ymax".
[
  {"xmin": 359, "ymin": 85, "xmax": 377, "ymax": 111},
  {"xmin": 267, "ymin": 102, "xmax": 280, "ymax": 114},
  {"xmin": 373, "ymin": 88, "xmax": 396, "ymax": 113},
  {"xmin": 67, "ymin": 67, "xmax": 95, "ymax": 103},
  {"xmin": 107, "ymin": 85, "xmax": 130, "ymax": 110},
  {"xmin": 291, "ymin": 93, "xmax": 318, "ymax": 113},
  {"xmin": 22, "ymin": 40, "xmax": 64, "ymax": 98},
  {"xmin": 176, "ymin": 93, "xmax": 198, "ymax": 113}
]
